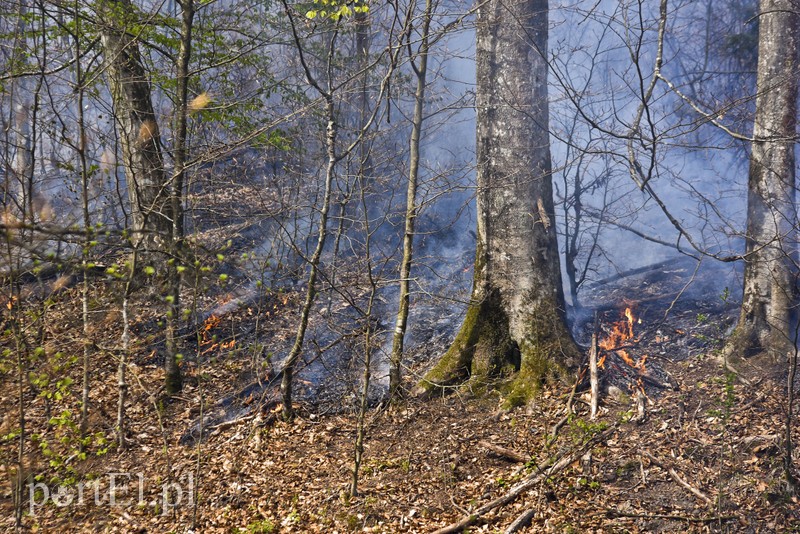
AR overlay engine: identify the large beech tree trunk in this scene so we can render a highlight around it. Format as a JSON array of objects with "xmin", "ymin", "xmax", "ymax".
[
  {"xmin": 727, "ymin": 0, "xmax": 799, "ymax": 364},
  {"xmin": 99, "ymin": 0, "xmax": 173, "ymax": 258},
  {"xmin": 420, "ymin": 0, "xmax": 579, "ymax": 406}
]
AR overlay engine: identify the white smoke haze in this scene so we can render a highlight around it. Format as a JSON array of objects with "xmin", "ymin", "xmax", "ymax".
[{"xmin": 0, "ymin": 0, "xmax": 766, "ymax": 403}]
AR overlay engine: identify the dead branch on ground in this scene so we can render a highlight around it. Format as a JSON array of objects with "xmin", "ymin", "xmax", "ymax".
[{"xmin": 432, "ymin": 424, "xmax": 618, "ymax": 534}]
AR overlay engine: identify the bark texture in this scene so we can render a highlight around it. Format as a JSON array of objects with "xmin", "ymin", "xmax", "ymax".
[
  {"xmin": 99, "ymin": 0, "xmax": 173, "ymax": 258},
  {"xmin": 420, "ymin": 0, "xmax": 579, "ymax": 405},
  {"xmin": 389, "ymin": 0, "xmax": 432, "ymax": 398},
  {"xmin": 727, "ymin": 0, "xmax": 799, "ymax": 364}
]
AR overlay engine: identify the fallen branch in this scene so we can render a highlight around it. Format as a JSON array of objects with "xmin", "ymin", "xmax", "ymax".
[
  {"xmin": 504, "ymin": 508, "xmax": 535, "ymax": 533},
  {"xmin": 206, "ymin": 413, "xmax": 258, "ymax": 435},
  {"xmin": 605, "ymin": 510, "xmax": 736, "ymax": 523},
  {"xmin": 432, "ymin": 424, "xmax": 618, "ymax": 534},
  {"xmin": 641, "ymin": 450, "xmax": 713, "ymax": 506},
  {"xmin": 740, "ymin": 434, "xmax": 779, "ymax": 447},
  {"xmin": 478, "ymin": 441, "xmax": 529, "ymax": 463}
]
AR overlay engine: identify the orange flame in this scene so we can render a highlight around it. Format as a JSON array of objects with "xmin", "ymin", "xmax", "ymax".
[
  {"xmin": 198, "ymin": 314, "xmax": 236, "ymax": 354},
  {"xmin": 598, "ymin": 307, "xmax": 635, "ymax": 352},
  {"xmin": 204, "ymin": 314, "xmax": 220, "ymax": 331},
  {"xmin": 599, "ymin": 307, "xmax": 647, "ymax": 370}
]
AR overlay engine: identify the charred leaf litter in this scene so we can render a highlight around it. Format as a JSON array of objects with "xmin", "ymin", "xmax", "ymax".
[{"xmin": 181, "ymin": 254, "xmax": 741, "ymax": 445}]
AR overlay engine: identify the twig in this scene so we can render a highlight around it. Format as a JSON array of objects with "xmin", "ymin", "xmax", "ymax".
[
  {"xmin": 551, "ymin": 376, "xmax": 581, "ymax": 438},
  {"xmin": 641, "ymin": 450, "xmax": 713, "ymax": 506},
  {"xmin": 449, "ymin": 494, "xmax": 470, "ymax": 516},
  {"xmin": 206, "ymin": 413, "xmax": 258, "ymax": 435},
  {"xmin": 634, "ymin": 388, "xmax": 647, "ymax": 423},
  {"xmin": 432, "ymin": 424, "xmax": 618, "ymax": 534},
  {"xmin": 478, "ymin": 441, "xmax": 529, "ymax": 463}
]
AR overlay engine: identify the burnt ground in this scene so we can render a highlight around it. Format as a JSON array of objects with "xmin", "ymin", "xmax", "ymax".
[{"xmin": 1, "ymin": 170, "xmax": 799, "ymax": 532}]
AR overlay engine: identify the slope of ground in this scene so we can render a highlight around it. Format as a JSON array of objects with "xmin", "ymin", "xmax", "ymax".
[{"xmin": 1, "ymin": 167, "xmax": 798, "ymax": 533}]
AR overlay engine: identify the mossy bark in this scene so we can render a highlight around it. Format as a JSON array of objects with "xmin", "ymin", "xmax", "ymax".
[
  {"xmin": 419, "ymin": 286, "xmax": 577, "ymax": 405},
  {"xmin": 503, "ymin": 303, "xmax": 575, "ymax": 408},
  {"xmin": 418, "ymin": 0, "xmax": 580, "ymax": 405},
  {"xmin": 419, "ymin": 289, "xmax": 516, "ymax": 392}
]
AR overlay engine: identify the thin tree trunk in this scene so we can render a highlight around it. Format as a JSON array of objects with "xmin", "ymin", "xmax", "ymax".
[
  {"xmin": 281, "ymin": 96, "xmax": 337, "ymax": 420},
  {"xmin": 278, "ymin": 0, "xmax": 403, "ymax": 419},
  {"xmin": 117, "ymin": 248, "xmax": 137, "ymax": 448},
  {"xmin": 8, "ymin": 0, "xmax": 33, "ymax": 223},
  {"xmin": 350, "ymin": 162, "xmax": 378, "ymax": 498},
  {"xmin": 164, "ymin": 0, "xmax": 194, "ymax": 395},
  {"xmin": 389, "ymin": 0, "xmax": 433, "ymax": 398},
  {"xmin": 75, "ymin": 2, "xmax": 93, "ymax": 443}
]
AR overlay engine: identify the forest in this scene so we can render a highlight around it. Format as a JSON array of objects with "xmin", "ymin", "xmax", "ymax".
[{"xmin": 1, "ymin": 0, "xmax": 799, "ymax": 531}]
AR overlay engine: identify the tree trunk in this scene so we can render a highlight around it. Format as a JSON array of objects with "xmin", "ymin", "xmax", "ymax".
[
  {"xmin": 99, "ymin": 0, "xmax": 173, "ymax": 259},
  {"xmin": 419, "ymin": 0, "xmax": 579, "ymax": 406},
  {"xmin": 164, "ymin": 0, "xmax": 194, "ymax": 396},
  {"xmin": 726, "ymin": 0, "xmax": 799, "ymax": 365},
  {"xmin": 389, "ymin": 0, "xmax": 433, "ymax": 398}
]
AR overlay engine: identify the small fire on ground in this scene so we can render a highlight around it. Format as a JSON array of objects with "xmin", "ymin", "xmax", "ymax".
[
  {"xmin": 598, "ymin": 306, "xmax": 647, "ymax": 372},
  {"xmin": 200, "ymin": 314, "xmax": 236, "ymax": 355}
]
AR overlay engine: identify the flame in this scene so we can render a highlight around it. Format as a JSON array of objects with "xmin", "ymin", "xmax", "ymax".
[
  {"xmin": 598, "ymin": 307, "xmax": 635, "ymax": 352},
  {"xmin": 598, "ymin": 307, "xmax": 647, "ymax": 371},
  {"xmin": 199, "ymin": 314, "xmax": 235, "ymax": 354},
  {"xmin": 624, "ymin": 308, "xmax": 634, "ymax": 337},
  {"xmin": 204, "ymin": 314, "xmax": 220, "ymax": 331}
]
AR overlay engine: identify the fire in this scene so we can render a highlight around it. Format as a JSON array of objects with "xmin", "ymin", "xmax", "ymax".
[
  {"xmin": 204, "ymin": 314, "xmax": 220, "ymax": 331},
  {"xmin": 598, "ymin": 307, "xmax": 647, "ymax": 371},
  {"xmin": 598, "ymin": 307, "xmax": 636, "ymax": 353},
  {"xmin": 199, "ymin": 314, "xmax": 235, "ymax": 355}
]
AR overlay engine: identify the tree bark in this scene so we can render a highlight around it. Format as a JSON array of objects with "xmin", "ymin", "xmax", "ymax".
[
  {"xmin": 99, "ymin": 0, "xmax": 173, "ymax": 259},
  {"xmin": 419, "ymin": 0, "xmax": 579, "ymax": 406},
  {"xmin": 389, "ymin": 0, "xmax": 433, "ymax": 398},
  {"xmin": 726, "ymin": 0, "xmax": 799, "ymax": 365},
  {"xmin": 163, "ymin": 0, "xmax": 194, "ymax": 395}
]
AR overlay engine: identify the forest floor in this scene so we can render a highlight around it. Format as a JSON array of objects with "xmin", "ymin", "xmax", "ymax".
[
  {"xmin": 1, "ymin": 277, "xmax": 799, "ymax": 533},
  {"xmin": 2, "ymin": 170, "xmax": 799, "ymax": 533}
]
